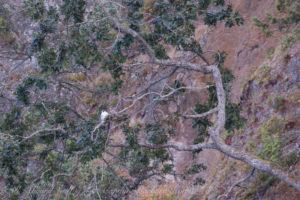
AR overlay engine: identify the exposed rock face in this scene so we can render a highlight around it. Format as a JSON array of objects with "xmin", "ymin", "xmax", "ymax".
[
  {"xmin": 168, "ymin": 0, "xmax": 300, "ymax": 198},
  {"xmin": 286, "ymin": 57, "xmax": 300, "ymax": 86}
]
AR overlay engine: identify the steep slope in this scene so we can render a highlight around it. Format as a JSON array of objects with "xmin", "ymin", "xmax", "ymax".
[
  {"xmin": 184, "ymin": 0, "xmax": 300, "ymax": 199},
  {"xmin": 135, "ymin": 0, "xmax": 300, "ymax": 199},
  {"xmin": 0, "ymin": 0, "xmax": 299, "ymax": 199}
]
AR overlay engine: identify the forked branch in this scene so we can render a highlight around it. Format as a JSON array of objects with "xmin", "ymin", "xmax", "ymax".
[
  {"xmin": 102, "ymin": 3, "xmax": 300, "ymax": 192},
  {"xmin": 217, "ymin": 168, "xmax": 255, "ymax": 200}
]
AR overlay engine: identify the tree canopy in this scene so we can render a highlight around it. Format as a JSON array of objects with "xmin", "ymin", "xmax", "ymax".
[{"xmin": 0, "ymin": 0, "xmax": 299, "ymax": 199}]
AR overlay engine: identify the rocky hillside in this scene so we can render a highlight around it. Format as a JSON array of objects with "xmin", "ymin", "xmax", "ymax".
[
  {"xmin": 0, "ymin": 0, "xmax": 299, "ymax": 199},
  {"xmin": 182, "ymin": 0, "xmax": 300, "ymax": 199}
]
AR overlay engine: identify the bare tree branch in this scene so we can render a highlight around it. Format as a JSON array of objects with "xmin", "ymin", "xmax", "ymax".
[
  {"xmin": 183, "ymin": 107, "xmax": 218, "ymax": 119},
  {"xmin": 21, "ymin": 128, "xmax": 66, "ymax": 143},
  {"xmin": 102, "ymin": 4, "xmax": 300, "ymax": 192},
  {"xmin": 217, "ymin": 168, "xmax": 255, "ymax": 200},
  {"xmin": 136, "ymin": 66, "xmax": 179, "ymax": 95},
  {"xmin": 108, "ymin": 141, "xmax": 217, "ymax": 151},
  {"xmin": 209, "ymin": 66, "xmax": 300, "ymax": 192},
  {"xmin": 102, "ymin": 157, "xmax": 131, "ymax": 196}
]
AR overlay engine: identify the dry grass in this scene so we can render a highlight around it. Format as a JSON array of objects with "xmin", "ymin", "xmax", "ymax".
[
  {"xmin": 66, "ymin": 73, "xmax": 87, "ymax": 82},
  {"xmin": 135, "ymin": 181, "xmax": 179, "ymax": 200}
]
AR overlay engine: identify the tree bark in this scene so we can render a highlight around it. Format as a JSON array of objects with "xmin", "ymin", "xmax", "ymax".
[{"xmin": 103, "ymin": 6, "xmax": 300, "ymax": 192}]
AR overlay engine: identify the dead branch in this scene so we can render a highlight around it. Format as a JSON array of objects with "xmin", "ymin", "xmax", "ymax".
[
  {"xmin": 21, "ymin": 128, "xmax": 66, "ymax": 142},
  {"xmin": 103, "ymin": 4, "xmax": 300, "ymax": 192},
  {"xmin": 108, "ymin": 141, "xmax": 217, "ymax": 151},
  {"xmin": 217, "ymin": 168, "xmax": 255, "ymax": 200},
  {"xmin": 183, "ymin": 107, "xmax": 219, "ymax": 119},
  {"xmin": 209, "ymin": 66, "xmax": 300, "ymax": 192},
  {"xmin": 102, "ymin": 157, "xmax": 132, "ymax": 196}
]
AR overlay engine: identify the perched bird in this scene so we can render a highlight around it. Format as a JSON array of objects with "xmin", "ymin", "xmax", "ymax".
[
  {"xmin": 91, "ymin": 111, "xmax": 110, "ymax": 141},
  {"xmin": 100, "ymin": 111, "xmax": 109, "ymax": 122}
]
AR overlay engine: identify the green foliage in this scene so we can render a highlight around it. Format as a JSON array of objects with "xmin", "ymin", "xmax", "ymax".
[
  {"xmin": 23, "ymin": 0, "xmax": 244, "ymax": 94},
  {"xmin": 282, "ymin": 152, "xmax": 297, "ymax": 166},
  {"xmin": 253, "ymin": 1, "xmax": 299, "ymax": 37},
  {"xmin": 252, "ymin": 17, "xmax": 273, "ymax": 37},
  {"xmin": 27, "ymin": 7, "xmax": 59, "ymax": 55},
  {"xmin": 145, "ymin": 121, "xmax": 173, "ymax": 145},
  {"xmin": 215, "ymin": 50, "xmax": 227, "ymax": 65},
  {"xmin": 257, "ymin": 172, "xmax": 277, "ymax": 188},
  {"xmin": 278, "ymin": 7, "xmax": 300, "ymax": 28},
  {"xmin": 122, "ymin": 124, "xmax": 140, "ymax": 148},
  {"xmin": 260, "ymin": 131, "xmax": 280, "ymax": 164},
  {"xmin": 276, "ymin": 0, "xmax": 293, "ymax": 13},
  {"xmin": 0, "ymin": 0, "xmax": 245, "ymax": 198},
  {"xmin": 103, "ymin": 51, "xmax": 126, "ymax": 79},
  {"xmin": 110, "ymin": 79, "xmax": 124, "ymax": 95},
  {"xmin": 95, "ymin": 168, "xmax": 128, "ymax": 199},
  {"xmin": 118, "ymin": 123, "xmax": 174, "ymax": 183},
  {"xmin": 0, "ymin": 107, "xmax": 28, "ymax": 194},
  {"xmin": 0, "ymin": 139, "xmax": 24, "ymax": 188},
  {"xmin": 141, "ymin": 0, "xmax": 243, "ymax": 56},
  {"xmin": 0, "ymin": 15, "xmax": 9, "ymax": 35},
  {"xmin": 242, "ymin": 172, "xmax": 277, "ymax": 198},
  {"xmin": 0, "ymin": 103, "xmax": 93, "ymax": 195},
  {"xmin": 281, "ymin": 34, "xmax": 296, "ymax": 50},
  {"xmin": 162, "ymin": 163, "xmax": 174, "ymax": 173},
  {"xmin": 213, "ymin": 0, "xmax": 225, "ymax": 6},
  {"xmin": 88, "ymin": 8, "xmax": 113, "ymax": 40},
  {"xmin": 192, "ymin": 103, "xmax": 213, "ymax": 143},
  {"xmin": 255, "ymin": 116, "xmax": 288, "ymax": 164},
  {"xmin": 154, "ymin": 44, "xmax": 170, "ymax": 59},
  {"xmin": 192, "ymin": 62, "xmax": 245, "ymax": 144},
  {"xmin": 60, "ymin": 0, "xmax": 86, "ymax": 23},
  {"xmin": 28, "ymin": 33, "xmax": 46, "ymax": 55},
  {"xmin": 225, "ymin": 103, "xmax": 246, "ymax": 132},
  {"xmin": 14, "ymin": 76, "xmax": 47, "ymax": 105},
  {"xmin": 163, "ymin": 79, "xmax": 187, "ymax": 97},
  {"xmin": 69, "ymin": 28, "xmax": 104, "ymax": 68},
  {"xmin": 185, "ymin": 163, "xmax": 207, "ymax": 174},
  {"xmin": 0, "ymin": 106, "xmax": 26, "ymax": 136},
  {"xmin": 22, "ymin": 0, "xmax": 45, "ymax": 20},
  {"xmin": 204, "ymin": 4, "xmax": 244, "ymax": 28},
  {"xmin": 198, "ymin": 0, "xmax": 210, "ymax": 10},
  {"xmin": 171, "ymin": 79, "xmax": 186, "ymax": 95},
  {"xmin": 0, "ymin": 11, "xmax": 15, "ymax": 45},
  {"xmin": 220, "ymin": 65, "xmax": 234, "ymax": 94},
  {"xmin": 38, "ymin": 48, "xmax": 58, "ymax": 74},
  {"xmin": 272, "ymin": 95, "xmax": 286, "ymax": 111},
  {"xmin": 23, "ymin": 105, "xmax": 46, "ymax": 125},
  {"xmin": 47, "ymin": 102, "xmax": 69, "ymax": 124},
  {"xmin": 261, "ymin": 116, "xmax": 287, "ymax": 134},
  {"xmin": 294, "ymin": 28, "xmax": 300, "ymax": 40},
  {"xmin": 222, "ymin": 131, "xmax": 235, "ymax": 140},
  {"xmin": 39, "ymin": 7, "xmax": 59, "ymax": 33},
  {"xmin": 125, "ymin": 0, "xmax": 144, "ymax": 31},
  {"xmin": 194, "ymin": 177, "xmax": 206, "ymax": 186}
]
